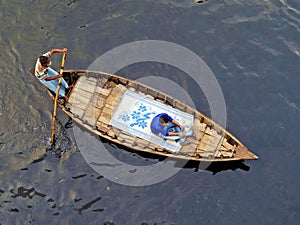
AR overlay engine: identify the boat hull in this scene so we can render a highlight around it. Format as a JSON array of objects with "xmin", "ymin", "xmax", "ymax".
[{"xmin": 45, "ymin": 70, "xmax": 258, "ymax": 162}]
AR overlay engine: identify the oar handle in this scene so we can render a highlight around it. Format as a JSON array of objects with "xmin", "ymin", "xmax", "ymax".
[{"xmin": 59, "ymin": 52, "xmax": 67, "ymax": 76}]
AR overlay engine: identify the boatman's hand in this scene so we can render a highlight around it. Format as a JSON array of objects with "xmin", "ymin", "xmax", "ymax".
[{"xmin": 62, "ymin": 48, "xmax": 68, "ymax": 53}]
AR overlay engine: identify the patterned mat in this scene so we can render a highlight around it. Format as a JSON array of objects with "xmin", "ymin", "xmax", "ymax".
[{"xmin": 110, "ymin": 90, "xmax": 194, "ymax": 152}]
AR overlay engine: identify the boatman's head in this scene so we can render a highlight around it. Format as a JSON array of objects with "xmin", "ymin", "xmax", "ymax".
[{"xmin": 39, "ymin": 55, "xmax": 51, "ymax": 67}]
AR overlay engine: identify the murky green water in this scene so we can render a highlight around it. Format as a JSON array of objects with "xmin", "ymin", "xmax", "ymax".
[{"xmin": 1, "ymin": 0, "xmax": 300, "ymax": 224}]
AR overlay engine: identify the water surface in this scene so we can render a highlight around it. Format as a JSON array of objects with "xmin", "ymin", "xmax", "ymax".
[{"xmin": 0, "ymin": 0, "xmax": 300, "ymax": 224}]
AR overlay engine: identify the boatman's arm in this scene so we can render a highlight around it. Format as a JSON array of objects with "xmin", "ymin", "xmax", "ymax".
[
  {"xmin": 44, "ymin": 74, "xmax": 63, "ymax": 81},
  {"xmin": 49, "ymin": 48, "xmax": 68, "ymax": 56}
]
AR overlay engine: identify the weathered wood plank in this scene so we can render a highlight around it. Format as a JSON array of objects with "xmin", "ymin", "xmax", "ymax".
[
  {"xmin": 202, "ymin": 117, "xmax": 213, "ymax": 127},
  {"xmin": 180, "ymin": 143, "xmax": 198, "ymax": 155},
  {"xmin": 135, "ymin": 137, "xmax": 151, "ymax": 148},
  {"xmin": 86, "ymin": 76, "xmax": 98, "ymax": 83},
  {"xmin": 96, "ymin": 96, "xmax": 105, "ymax": 109},
  {"xmin": 107, "ymin": 128, "xmax": 116, "ymax": 138},
  {"xmin": 96, "ymin": 121, "xmax": 110, "ymax": 133},
  {"xmin": 83, "ymin": 105, "xmax": 102, "ymax": 126},
  {"xmin": 68, "ymin": 97, "xmax": 87, "ymax": 111},
  {"xmin": 137, "ymin": 84, "xmax": 147, "ymax": 93},
  {"xmin": 102, "ymin": 106, "xmax": 113, "ymax": 116},
  {"xmin": 98, "ymin": 88, "xmax": 111, "ymax": 97},
  {"xmin": 70, "ymin": 86, "xmax": 93, "ymax": 99},
  {"xmin": 219, "ymin": 150, "xmax": 234, "ymax": 158},
  {"xmin": 71, "ymin": 106, "xmax": 85, "ymax": 119},
  {"xmin": 76, "ymin": 79, "xmax": 97, "ymax": 94},
  {"xmin": 146, "ymin": 94, "xmax": 155, "ymax": 100},
  {"xmin": 112, "ymin": 127, "xmax": 121, "ymax": 137},
  {"xmin": 98, "ymin": 112, "xmax": 111, "ymax": 125},
  {"xmin": 175, "ymin": 101, "xmax": 186, "ymax": 111},
  {"xmin": 222, "ymin": 138, "xmax": 234, "ymax": 150},
  {"xmin": 106, "ymin": 94, "xmax": 118, "ymax": 105},
  {"xmin": 118, "ymin": 132, "xmax": 136, "ymax": 145},
  {"xmin": 146, "ymin": 88, "xmax": 157, "ymax": 98},
  {"xmin": 200, "ymin": 151, "xmax": 215, "ymax": 158}
]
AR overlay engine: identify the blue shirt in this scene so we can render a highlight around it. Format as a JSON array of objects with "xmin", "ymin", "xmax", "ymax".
[{"xmin": 150, "ymin": 113, "xmax": 173, "ymax": 136}]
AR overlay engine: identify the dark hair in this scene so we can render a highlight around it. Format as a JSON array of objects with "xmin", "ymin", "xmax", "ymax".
[
  {"xmin": 39, "ymin": 55, "xmax": 49, "ymax": 66},
  {"xmin": 159, "ymin": 115, "xmax": 169, "ymax": 123}
]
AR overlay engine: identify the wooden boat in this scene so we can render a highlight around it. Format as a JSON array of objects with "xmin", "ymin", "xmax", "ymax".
[{"xmin": 41, "ymin": 70, "xmax": 258, "ymax": 162}]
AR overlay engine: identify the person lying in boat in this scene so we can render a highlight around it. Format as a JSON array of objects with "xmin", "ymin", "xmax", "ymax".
[
  {"xmin": 34, "ymin": 48, "xmax": 70, "ymax": 100},
  {"xmin": 150, "ymin": 113, "xmax": 193, "ymax": 144}
]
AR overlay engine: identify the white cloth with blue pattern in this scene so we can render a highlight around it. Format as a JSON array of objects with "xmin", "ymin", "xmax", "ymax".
[{"xmin": 110, "ymin": 90, "xmax": 194, "ymax": 152}]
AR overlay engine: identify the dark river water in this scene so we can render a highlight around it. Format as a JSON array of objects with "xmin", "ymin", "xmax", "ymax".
[{"xmin": 1, "ymin": 0, "xmax": 300, "ymax": 224}]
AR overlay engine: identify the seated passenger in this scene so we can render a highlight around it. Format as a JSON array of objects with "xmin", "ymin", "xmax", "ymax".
[{"xmin": 150, "ymin": 113, "xmax": 193, "ymax": 144}]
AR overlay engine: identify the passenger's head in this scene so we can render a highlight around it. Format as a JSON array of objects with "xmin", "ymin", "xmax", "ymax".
[
  {"xmin": 159, "ymin": 115, "xmax": 169, "ymax": 126},
  {"xmin": 39, "ymin": 55, "xmax": 51, "ymax": 67}
]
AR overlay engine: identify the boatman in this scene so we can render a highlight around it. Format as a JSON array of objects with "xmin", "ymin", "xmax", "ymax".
[
  {"xmin": 150, "ymin": 113, "xmax": 193, "ymax": 144},
  {"xmin": 34, "ymin": 48, "xmax": 69, "ymax": 100}
]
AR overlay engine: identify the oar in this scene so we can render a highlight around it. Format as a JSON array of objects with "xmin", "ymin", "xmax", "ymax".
[{"xmin": 50, "ymin": 52, "xmax": 67, "ymax": 145}]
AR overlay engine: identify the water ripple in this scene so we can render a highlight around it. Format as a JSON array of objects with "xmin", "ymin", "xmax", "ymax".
[{"xmin": 278, "ymin": 93, "xmax": 300, "ymax": 113}]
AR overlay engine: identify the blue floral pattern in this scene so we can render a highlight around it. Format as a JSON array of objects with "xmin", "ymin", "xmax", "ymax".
[
  {"xmin": 131, "ymin": 111, "xmax": 141, "ymax": 120},
  {"xmin": 120, "ymin": 102, "xmax": 156, "ymax": 129},
  {"xmin": 121, "ymin": 114, "xmax": 130, "ymax": 122}
]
